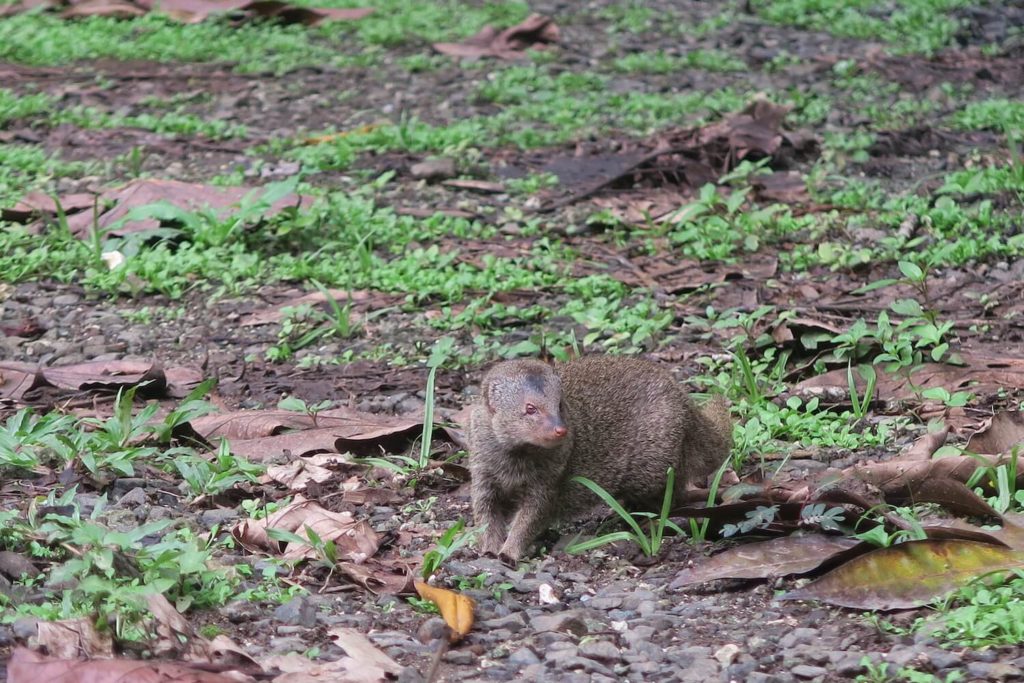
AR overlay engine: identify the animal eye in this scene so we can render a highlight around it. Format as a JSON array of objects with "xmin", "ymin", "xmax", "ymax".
[{"xmin": 524, "ymin": 403, "xmax": 538, "ymax": 415}]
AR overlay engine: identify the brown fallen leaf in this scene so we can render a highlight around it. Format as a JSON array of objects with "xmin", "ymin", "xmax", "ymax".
[
  {"xmin": 0, "ymin": 363, "xmax": 44, "ymax": 401},
  {"xmin": 433, "ymin": 14, "xmax": 559, "ymax": 60},
  {"xmin": 6, "ymin": 646, "xmax": 254, "ymax": 683},
  {"xmin": 670, "ymin": 534, "xmax": 861, "ymax": 589},
  {"xmin": 338, "ymin": 559, "xmax": 416, "ymax": 595},
  {"xmin": 780, "ymin": 539, "xmax": 1024, "ymax": 610},
  {"xmin": 442, "ymin": 179, "xmax": 506, "ymax": 193},
  {"xmin": 231, "ymin": 497, "xmax": 379, "ymax": 562},
  {"xmin": 3, "ymin": 179, "xmax": 312, "ymax": 239},
  {"xmin": 414, "ymin": 581, "xmax": 475, "ymax": 643},
  {"xmin": 967, "ymin": 410, "xmax": 1024, "ymax": 455},
  {"xmin": 0, "ymin": 191, "xmax": 96, "ymax": 222},
  {"xmin": 33, "ymin": 618, "xmax": 114, "ymax": 659}
]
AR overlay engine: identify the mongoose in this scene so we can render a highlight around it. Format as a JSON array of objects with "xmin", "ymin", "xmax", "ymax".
[{"xmin": 468, "ymin": 356, "xmax": 733, "ymax": 560}]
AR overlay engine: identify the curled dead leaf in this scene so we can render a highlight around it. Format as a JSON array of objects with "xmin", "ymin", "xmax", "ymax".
[{"xmin": 414, "ymin": 580, "xmax": 475, "ymax": 643}]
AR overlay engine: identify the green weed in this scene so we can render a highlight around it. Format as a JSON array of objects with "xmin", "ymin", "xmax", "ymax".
[{"xmin": 566, "ymin": 467, "xmax": 685, "ymax": 557}]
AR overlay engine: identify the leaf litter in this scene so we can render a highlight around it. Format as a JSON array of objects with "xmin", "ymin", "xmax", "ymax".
[{"xmin": 3, "ymin": 1, "xmax": 1024, "ymax": 679}]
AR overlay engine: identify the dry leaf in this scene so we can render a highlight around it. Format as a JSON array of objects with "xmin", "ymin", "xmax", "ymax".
[
  {"xmin": 34, "ymin": 618, "xmax": 114, "ymax": 659},
  {"xmin": 6, "ymin": 647, "xmax": 254, "ymax": 683},
  {"xmin": 433, "ymin": 14, "xmax": 558, "ymax": 60},
  {"xmin": 670, "ymin": 535, "xmax": 860, "ymax": 589},
  {"xmin": 414, "ymin": 581, "xmax": 475, "ymax": 642},
  {"xmin": 780, "ymin": 539, "xmax": 1024, "ymax": 609},
  {"xmin": 967, "ymin": 411, "xmax": 1024, "ymax": 455},
  {"xmin": 231, "ymin": 497, "xmax": 379, "ymax": 562}
]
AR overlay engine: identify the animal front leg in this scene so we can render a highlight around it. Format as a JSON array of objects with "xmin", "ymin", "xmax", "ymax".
[
  {"xmin": 472, "ymin": 484, "xmax": 510, "ymax": 555},
  {"xmin": 499, "ymin": 494, "xmax": 553, "ymax": 561}
]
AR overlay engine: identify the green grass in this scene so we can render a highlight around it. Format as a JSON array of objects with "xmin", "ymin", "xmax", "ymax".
[
  {"xmin": 950, "ymin": 99, "xmax": 1024, "ymax": 132},
  {"xmin": 0, "ymin": 1, "xmax": 530, "ymax": 72},
  {"xmin": 613, "ymin": 49, "xmax": 747, "ymax": 74},
  {"xmin": 754, "ymin": 0, "xmax": 969, "ymax": 54}
]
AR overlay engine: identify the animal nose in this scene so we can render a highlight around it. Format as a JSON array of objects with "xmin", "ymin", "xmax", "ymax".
[{"xmin": 552, "ymin": 425, "xmax": 567, "ymax": 438}]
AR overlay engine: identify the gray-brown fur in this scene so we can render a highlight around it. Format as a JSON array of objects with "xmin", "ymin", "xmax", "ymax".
[{"xmin": 468, "ymin": 356, "xmax": 733, "ymax": 560}]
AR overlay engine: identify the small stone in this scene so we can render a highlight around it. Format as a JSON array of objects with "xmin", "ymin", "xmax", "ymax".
[
  {"xmin": 416, "ymin": 617, "xmax": 448, "ymax": 644},
  {"xmin": 587, "ymin": 596, "xmax": 623, "ymax": 610},
  {"xmin": 745, "ymin": 673, "xmax": 783, "ymax": 683},
  {"xmin": 928, "ymin": 649, "xmax": 962, "ymax": 670},
  {"xmin": 620, "ymin": 590, "xmax": 657, "ymax": 611},
  {"xmin": 779, "ymin": 627, "xmax": 819, "ymax": 649},
  {"xmin": 560, "ymin": 656, "xmax": 615, "ymax": 677},
  {"xmin": 537, "ymin": 583, "xmax": 559, "ymax": 605},
  {"xmin": 508, "ymin": 647, "xmax": 540, "ymax": 667},
  {"xmin": 114, "ymin": 487, "xmax": 147, "ymax": 509},
  {"xmin": 889, "ymin": 644, "xmax": 926, "ymax": 668},
  {"xmin": 544, "ymin": 643, "xmax": 578, "ymax": 664},
  {"xmin": 53, "ymin": 293, "xmax": 80, "ymax": 306},
  {"xmin": 0, "ymin": 551, "xmax": 40, "ymax": 580},
  {"xmin": 835, "ymin": 654, "xmax": 868, "ymax": 676},
  {"xmin": 714, "ymin": 643, "xmax": 740, "ymax": 666},
  {"xmin": 792, "ymin": 664, "xmax": 828, "ymax": 679},
  {"xmin": 479, "ymin": 613, "xmax": 527, "ymax": 633},
  {"xmin": 530, "ymin": 610, "xmax": 588, "ymax": 636},
  {"xmin": 200, "ymin": 507, "xmax": 239, "ymax": 529},
  {"xmin": 623, "ymin": 625, "xmax": 655, "ymax": 649},
  {"xmin": 220, "ymin": 600, "xmax": 261, "ymax": 623},
  {"xmin": 967, "ymin": 662, "xmax": 1022, "ymax": 680},
  {"xmin": 268, "ymin": 636, "xmax": 307, "ymax": 653},
  {"xmin": 443, "ymin": 649, "xmax": 475, "ymax": 665},
  {"xmin": 578, "ymin": 639, "xmax": 620, "ymax": 662},
  {"xmin": 11, "ymin": 618, "xmax": 38, "ymax": 640},
  {"xmin": 273, "ymin": 595, "xmax": 316, "ymax": 627},
  {"xmin": 410, "ymin": 158, "xmax": 456, "ymax": 182}
]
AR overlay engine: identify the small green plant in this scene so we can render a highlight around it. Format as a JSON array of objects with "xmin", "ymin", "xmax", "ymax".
[
  {"xmin": 358, "ymin": 337, "xmax": 454, "ymax": 475},
  {"xmin": 506, "ymin": 171, "xmax": 558, "ymax": 195},
  {"xmin": 966, "ymin": 447, "xmax": 1023, "ymax": 514},
  {"xmin": 566, "ymin": 467, "xmax": 684, "ymax": 556},
  {"xmin": 278, "ymin": 396, "xmax": 334, "ymax": 427},
  {"xmin": 174, "ymin": 439, "xmax": 264, "ymax": 502},
  {"xmin": 420, "ymin": 519, "xmax": 482, "ymax": 581}
]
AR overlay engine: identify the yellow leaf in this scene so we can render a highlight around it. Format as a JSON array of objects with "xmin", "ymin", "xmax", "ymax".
[{"xmin": 414, "ymin": 581, "xmax": 475, "ymax": 643}]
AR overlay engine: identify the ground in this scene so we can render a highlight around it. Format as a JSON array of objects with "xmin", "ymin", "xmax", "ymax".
[{"xmin": 1, "ymin": 0, "xmax": 1024, "ymax": 681}]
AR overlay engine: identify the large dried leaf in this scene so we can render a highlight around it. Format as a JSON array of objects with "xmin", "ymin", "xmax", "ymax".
[
  {"xmin": 231, "ymin": 497, "xmax": 379, "ymax": 562},
  {"xmin": 796, "ymin": 353, "xmax": 1024, "ymax": 429},
  {"xmin": 433, "ymin": 14, "xmax": 558, "ymax": 60},
  {"xmin": 3, "ymin": 179, "xmax": 311, "ymax": 238},
  {"xmin": 967, "ymin": 411, "xmax": 1024, "ymax": 455},
  {"xmin": 781, "ymin": 539, "xmax": 1024, "ymax": 610},
  {"xmin": 853, "ymin": 455, "xmax": 1018, "ymax": 492},
  {"xmin": 414, "ymin": 581, "xmax": 475, "ymax": 643},
  {"xmin": 6, "ymin": 647, "xmax": 253, "ymax": 683},
  {"xmin": 34, "ymin": 618, "xmax": 114, "ymax": 659},
  {"xmin": 339, "ymin": 560, "xmax": 416, "ymax": 595},
  {"xmin": 669, "ymin": 534, "xmax": 861, "ymax": 589},
  {"xmin": 0, "ymin": 359, "xmax": 202, "ymax": 400},
  {"xmin": 192, "ymin": 407, "xmax": 424, "ymax": 460}
]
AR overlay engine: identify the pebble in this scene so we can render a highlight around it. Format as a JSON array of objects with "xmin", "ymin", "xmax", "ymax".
[
  {"xmin": 200, "ymin": 507, "xmax": 240, "ymax": 528},
  {"xmin": 577, "ymin": 639, "xmax": 619, "ymax": 662},
  {"xmin": 967, "ymin": 661, "xmax": 1022, "ymax": 680},
  {"xmin": 508, "ymin": 647, "xmax": 541, "ymax": 667},
  {"xmin": 416, "ymin": 617, "xmax": 448, "ymax": 643},
  {"xmin": 479, "ymin": 613, "xmax": 527, "ymax": 633},
  {"xmin": 791, "ymin": 664, "xmax": 828, "ymax": 679},
  {"xmin": 273, "ymin": 596, "xmax": 316, "ymax": 627},
  {"xmin": 529, "ymin": 611, "xmax": 588, "ymax": 636}
]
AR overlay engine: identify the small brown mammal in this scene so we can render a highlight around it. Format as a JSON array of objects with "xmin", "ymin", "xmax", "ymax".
[{"xmin": 468, "ymin": 356, "xmax": 732, "ymax": 560}]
